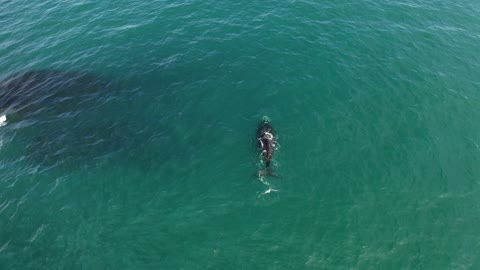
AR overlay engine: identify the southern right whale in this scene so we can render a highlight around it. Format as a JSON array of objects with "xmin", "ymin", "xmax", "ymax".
[
  {"xmin": 257, "ymin": 119, "xmax": 278, "ymax": 176},
  {"xmin": 0, "ymin": 70, "xmax": 106, "ymax": 120},
  {"xmin": 0, "ymin": 70, "xmax": 120, "ymax": 167}
]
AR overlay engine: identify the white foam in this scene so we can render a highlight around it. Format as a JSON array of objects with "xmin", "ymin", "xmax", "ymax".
[
  {"xmin": 263, "ymin": 188, "xmax": 278, "ymax": 194},
  {"xmin": 0, "ymin": 115, "xmax": 6, "ymax": 127},
  {"xmin": 258, "ymin": 175, "xmax": 269, "ymax": 186},
  {"xmin": 257, "ymin": 174, "xmax": 279, "ymax": 196}
]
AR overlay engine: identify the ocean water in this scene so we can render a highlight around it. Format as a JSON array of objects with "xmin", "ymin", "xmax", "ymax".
[{"xmin": 1, "ymin": 0, "xmax": 480, "ymax": 269}]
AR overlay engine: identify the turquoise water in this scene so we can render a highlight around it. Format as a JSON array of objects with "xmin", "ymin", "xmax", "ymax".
[{"xmin": 2, "ymin": 0, "xmax": 480, "ymax": 268}]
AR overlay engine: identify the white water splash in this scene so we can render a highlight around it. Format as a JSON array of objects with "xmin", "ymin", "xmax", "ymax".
[
  {"xmin": 257, "ymin": 175, "xmax": 279, "ymax": 196},
  {"xmin": 262, "ymin": 188, "xmax": 278, "ymax": 195},
  {"xmin": 0, "ymin": 115, "xmax": 6, "ymax": 127}
]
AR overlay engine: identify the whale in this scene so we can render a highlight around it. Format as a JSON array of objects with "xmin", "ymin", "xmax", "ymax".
[
  {"xmin": 0, "ymin": 70, "xmax": 107, "ymax": 120},
  {"xmin": 0, "ymin": 70, "xmax": 121, "ymax": 167},
  {"xmin": 257, "ymin": 119, "xmax": 277, "ymax": 176}
]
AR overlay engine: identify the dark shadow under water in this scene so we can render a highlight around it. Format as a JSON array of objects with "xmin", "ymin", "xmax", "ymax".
[
  {"xmin": 0, "ymin": 70, "xmax": 141, "ymax": 170},
  {"xmin": 0, "ymin": 69, "xmax": 208, "ymax": 174},
  {"xmin": 0, "ymin": 70, "xmax": 107, "ymax": 117}
]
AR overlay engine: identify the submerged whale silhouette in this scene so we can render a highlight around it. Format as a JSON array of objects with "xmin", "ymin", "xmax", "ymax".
[
  {"xmin": 0, "ymin": 70, "xmax": 106, "ymax": 120},
  {"xmin": 0, "ymin": 70, "xmax": 120, "ymax": 167}
]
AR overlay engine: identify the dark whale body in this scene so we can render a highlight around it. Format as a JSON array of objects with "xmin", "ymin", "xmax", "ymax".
[{"xmin": 257, "ymin": 120, "xmax": 276, "ymax": 169}]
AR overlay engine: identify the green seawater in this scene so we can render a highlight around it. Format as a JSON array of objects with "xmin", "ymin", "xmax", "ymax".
[{"xmin": 1, "ymin": 0, "xmax": 480, "ymax": 269}]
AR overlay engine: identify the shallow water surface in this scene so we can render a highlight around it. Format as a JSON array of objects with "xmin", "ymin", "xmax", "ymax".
[{"xmin": 1, "ymin": 0, "xmax": 480, "ymax": 269}]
